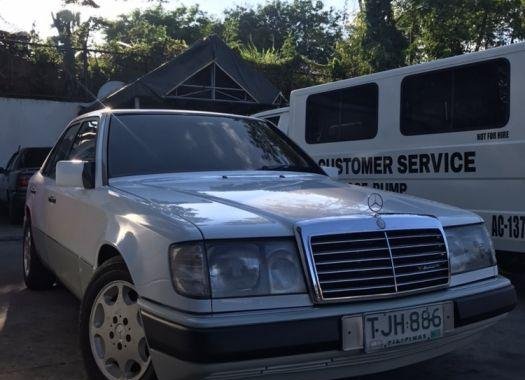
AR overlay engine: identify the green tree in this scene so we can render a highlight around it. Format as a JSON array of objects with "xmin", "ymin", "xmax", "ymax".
[
  {"xmin": 223, "ymin": 0, "xmax": 342, "ymax": 63},
  {"xmin": 51, "ymin": 10, "xmax": 81, "ymax": 89},
  {"xmin": 395, "ymin": 0, "xmax": 525, "ymax": 62},
  {"xmin": 361, "ymin": 0, "xmax": 407, "ymax": 70},
  {"xmin": 330, "ymin": 0, "xmax": 407, "ymax": 78}
]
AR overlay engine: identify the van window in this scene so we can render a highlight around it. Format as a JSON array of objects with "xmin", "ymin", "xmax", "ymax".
[
  {"xmin": 305, "ymin": 83, "xmax": 378, "ymax": 144},
  {"xmin": 401, "ymin": 59, "xmax": 510, "ymax": 135}
]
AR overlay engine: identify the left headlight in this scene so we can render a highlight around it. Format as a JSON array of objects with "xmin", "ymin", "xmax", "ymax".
[
  {"xmin": 207, "ymin": 239, "xmax": 307, "ymax": 298},
  {"xmin": 445, "ymin": 224, "xmax": 496, "ymax": 274},
  {"xmin": 169, "ymin": 242, "xmax": 210, "ymax": 299}
]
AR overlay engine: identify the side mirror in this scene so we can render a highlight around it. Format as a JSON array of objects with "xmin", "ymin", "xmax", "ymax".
[
  {"xmin": 56, "ymin": 160, "xmax": 95, "ymax": 189},
  {"xmin": 320, "ymin": 165, "xmax": 339, "ymax": 179}
]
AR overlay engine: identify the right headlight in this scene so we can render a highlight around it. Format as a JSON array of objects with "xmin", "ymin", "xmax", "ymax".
[
  {"xmin": 207, "ymin": 239, "xmax": 307, "ymax": 298},
  {"xmin": 169, "ymin": 239, "xmax": 307, "ymax": 299},
  {"xmin": 444, "ymin": 224, "xmax": 496, "ymax": 274}
]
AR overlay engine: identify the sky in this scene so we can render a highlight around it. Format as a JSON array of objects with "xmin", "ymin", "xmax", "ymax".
[{"xmin": 0, "ymin": 0, "xmax": 359, "ymax": 41}]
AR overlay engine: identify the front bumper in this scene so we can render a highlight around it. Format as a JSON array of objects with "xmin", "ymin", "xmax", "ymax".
[{"xmin": 140, "ymin": 277, "xmax": 516, "ymax": 379}]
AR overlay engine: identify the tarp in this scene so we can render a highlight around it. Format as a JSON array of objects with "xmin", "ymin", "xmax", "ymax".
[{"xmin": 97, "ymin": 35, "xmax": 283, "ymax": 106}]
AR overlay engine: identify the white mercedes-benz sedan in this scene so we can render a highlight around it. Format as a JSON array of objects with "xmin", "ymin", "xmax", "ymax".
[{"xmin": 23, "ymin": 109, "xmax": 516, "ymax": 380}]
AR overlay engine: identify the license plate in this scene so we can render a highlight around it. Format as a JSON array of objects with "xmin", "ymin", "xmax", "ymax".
[{"xmin": 363, "ymin": 304, "xmax": 444, "ymax": 352}]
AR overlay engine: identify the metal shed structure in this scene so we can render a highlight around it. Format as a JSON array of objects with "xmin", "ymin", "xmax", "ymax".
[{"xmin": 82, "ymin": 35, "xmax": 286, "ymax": 115}]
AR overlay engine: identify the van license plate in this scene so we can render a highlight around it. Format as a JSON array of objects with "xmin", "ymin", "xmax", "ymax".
[{"xmin": 364, "ymin": 304, "xmax": 444, "ymax": 352}]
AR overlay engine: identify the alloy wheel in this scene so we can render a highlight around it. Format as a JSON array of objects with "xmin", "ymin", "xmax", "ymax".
[{"xmin": 89, "ymin": 280, "xmax": 151, "ymax": 380}]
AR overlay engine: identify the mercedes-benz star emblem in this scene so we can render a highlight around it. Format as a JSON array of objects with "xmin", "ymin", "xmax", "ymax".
[{"xmin": 367, "ymin": 193, "xmax": 384, "ymax": 213}]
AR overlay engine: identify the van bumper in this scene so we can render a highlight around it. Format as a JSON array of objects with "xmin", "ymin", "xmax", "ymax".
[{"xmin": 140, "ymin": 277, "xmax": 516, "ymax": 380}]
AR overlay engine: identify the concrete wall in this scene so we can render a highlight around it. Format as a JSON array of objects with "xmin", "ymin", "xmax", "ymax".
[{"xmin": 0, "ymin": 97, "xmax": 82, "ymax": 165}]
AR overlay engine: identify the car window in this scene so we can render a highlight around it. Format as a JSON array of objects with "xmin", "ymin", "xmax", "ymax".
[
  {"xmin": 108, "ymin": 114, "xmax": 322, "ymax": 178},
  {"xmin": 5, "ymin": 152, "xmax": 18, "ymax": 171},
  {"xmin": 18, "ymin": 148, "xmax": 51, "ymax": 169},
  {"xmin": 42, "ymin": 123, "xmax": 81, "ymax": 179},
  {"xmin": 68, "ymin": 119, "xmax": 98, "ymax": 161}
]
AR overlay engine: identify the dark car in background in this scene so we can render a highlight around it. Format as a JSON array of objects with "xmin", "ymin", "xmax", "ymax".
[{"xmin": 0, "ymin": 147, "xmax": 51, "ymax": 223}]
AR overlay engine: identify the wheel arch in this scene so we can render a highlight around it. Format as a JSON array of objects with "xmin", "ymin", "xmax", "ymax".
[{"xmin": 97, "ymin": 243, "xmax": 125, "ymax": 268}]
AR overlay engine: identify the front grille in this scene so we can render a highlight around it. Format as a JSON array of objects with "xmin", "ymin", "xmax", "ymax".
[{"xmin": 310, "ymin": 228, "xmax": 449, "ymax": 301}]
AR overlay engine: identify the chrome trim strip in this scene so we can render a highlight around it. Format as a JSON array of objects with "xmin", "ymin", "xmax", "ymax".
[{"xmin": 384, "ymin": 229, "xmax": 398, "ymax": 292}]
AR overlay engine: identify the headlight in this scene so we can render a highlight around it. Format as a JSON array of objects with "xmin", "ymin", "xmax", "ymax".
[
  {"xmin": 169, "ymin": 239, "xmax": 306, "ymax": 299},
  {"xmin": 207, "ymin": 239, "xmax": 306, "ymax": 298},
  {"xmin": 445, "ymin": 224, "xmax": 496, "ymax": 274},
  {"xmin": 169, "ymin": 242, "xmax": 210, "ymax": 298}
]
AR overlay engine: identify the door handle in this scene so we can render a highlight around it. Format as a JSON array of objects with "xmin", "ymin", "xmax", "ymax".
[{"xmin": 48, "ymin": 195, "xmax": 56, "ymax": 204}]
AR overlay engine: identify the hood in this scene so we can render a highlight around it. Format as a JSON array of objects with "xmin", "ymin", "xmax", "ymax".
[{"xmin": 110, "ymin": 172, "xmax": 482, "ymax": 238}]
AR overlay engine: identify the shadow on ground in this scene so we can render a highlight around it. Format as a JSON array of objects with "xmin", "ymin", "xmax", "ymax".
[{"xmin": 0, "ymin": 240, "xmax": 87, "ymax": 380}]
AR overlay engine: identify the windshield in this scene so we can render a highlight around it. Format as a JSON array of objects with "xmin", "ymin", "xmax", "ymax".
[
  {"xmin": 107, "ymin": 114, "xmax": 322, "ymax": 178},
  {"xmin": 19, "ymin": 148, "xmax": 51, "ymax": 169}
]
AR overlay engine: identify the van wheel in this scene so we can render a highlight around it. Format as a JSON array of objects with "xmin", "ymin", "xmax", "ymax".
[
  {"xmin": 23, "ymin": 221, "xmax": 55, "ymax": 290},
  {"xmin": 80, "ymin": 257, "xmax": 156, "ymax": 380}
]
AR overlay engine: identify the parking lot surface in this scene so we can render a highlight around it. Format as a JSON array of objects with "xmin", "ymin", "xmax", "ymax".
[{"xmin": 0, "ymin": 213, "xmax": 523, "ymax": 380}]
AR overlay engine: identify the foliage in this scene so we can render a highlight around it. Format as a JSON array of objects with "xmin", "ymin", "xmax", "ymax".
[
  {"xmin": 395, "ymin": 0, "xmax": 525, "ymax": 62},
  {"xmin": 1, "ymin": 0, "xmax": 524, "ymax": 101},
  {"xmin": 223, "ymin": 0, "xmax": 342, "ymax": 64}
]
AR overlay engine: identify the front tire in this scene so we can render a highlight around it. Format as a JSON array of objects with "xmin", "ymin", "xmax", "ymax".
[
  {"xmin": 80, "ymin": 257, "xmax": 155, "ymax": 380},
  {"xmin": 23, "ymin": 220, "xmax": 55, "ymax": 290}
]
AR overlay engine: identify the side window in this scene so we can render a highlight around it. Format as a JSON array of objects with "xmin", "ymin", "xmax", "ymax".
[
  {"xmin": 42, "ymin": 123, "xmax": 81, "ymax": 179},
  {"xmin": 5, "ymin": 152, "xmax": 18, "ymax": 171},
  {"xmin": 401, "ymin": 58, "xmax": 510, "ymax": 135},
  {"xmin": 68, "ymin": 119, "xmax": 99, "ymax": 161},
  {"xmin": 305, "ymin": 83, "xmax": 379, "ymax": 144}
]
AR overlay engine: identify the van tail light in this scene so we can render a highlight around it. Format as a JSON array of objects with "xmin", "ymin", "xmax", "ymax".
[{"xmin": 17, "ymin": 174, "xmax": 31, "ymax": 189}]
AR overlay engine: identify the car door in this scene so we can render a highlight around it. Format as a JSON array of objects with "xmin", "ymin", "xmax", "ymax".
[
  {"xmin": 32, "ymin": 123, "xmax": 81, "ymax": 279},
  {"xmin": 0, "ymin": 152, "xmax": 18, "ymax": 203},
  {"xmin": 42, "ymin": 118, "xmax": 100, "ymax": 297}
]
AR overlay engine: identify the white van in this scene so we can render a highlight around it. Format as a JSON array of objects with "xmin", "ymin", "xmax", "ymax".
[
  {"xmin": 254, "ymin": 43, "xmax": 525, "ymax": 254},
  {"xmin": 252, "ymin": 106, "xmax": 290, "ymax": 133}
]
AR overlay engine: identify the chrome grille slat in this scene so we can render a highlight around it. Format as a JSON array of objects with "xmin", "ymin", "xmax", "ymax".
[
  {"xmin": 387, "ymin": 233, "xmax": 442, "ymax": 240},
  {"xmin": 311, "ymin": 236, "xmax": 386, "ymax": 246},
  {"xmin": 309, "ymin": 228, "xmax": 449, "ymax": 301},
  {"xmin": 396, "ymin": 276, "xmax": 449, "ymax": 287},
  {"xmin": 392, "ymin": 251, "xmax": 446, "ymax": 259},
  {"xmin": 313, "ymin": 246, "xmax": 389, "ymax": 256},
  {"xmin": 389, "ymin": 242, "xmax": 445, "ymax": 250},
  {"xmin": 321, "ymin": 275, "xmax": 394, "ymax": 284},
  {"xmin": 315, "ymin": 257, "xmax": 392, "ymax": 266},
  {"xmin": 394, "ymin": 259, "xmax": 448, "ymax": 268},
  {"xmin": 322, "ymin": 284, "xmax": 396, "ymax": 294},
  {"xmin": 317, "ymin": 266, "xmax": 393, "ymax": 275},
  {"xmin": 396, "ymin": 268, "xmax": 448, "ymax": 277}
]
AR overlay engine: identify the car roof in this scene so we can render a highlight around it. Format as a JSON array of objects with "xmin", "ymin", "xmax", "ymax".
[{"xmin": 74, "ymin": 108, "xmax": 263, "ymax": 124}]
